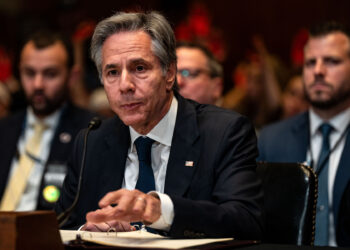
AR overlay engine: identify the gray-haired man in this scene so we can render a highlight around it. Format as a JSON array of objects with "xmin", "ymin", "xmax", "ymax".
[{"xmin": 56, "ymin": 11, "xmax": 263, "ymax": 239}]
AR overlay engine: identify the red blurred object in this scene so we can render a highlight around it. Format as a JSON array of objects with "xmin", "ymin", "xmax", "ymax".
[
  {"xmin": 291, "ymin": 29, "xmax": 309, "ymax": 67},
  {"xmin": 174, "ymin": 3, "xmax": 226, "ymax": 62},
  {"xmin": 72, "ymin": 20, "xmax": 96, "ymax": 43},
  {"xmin": 0, "ymin": 47, "xmax": 12, "ymax": 82},
  {"xmin": 175, "ymin": 22, "xmax": 192, "ymax": 41},
  {"xmin": 188, "ymin": 3, "xmax": 210, "ymax": 38}
]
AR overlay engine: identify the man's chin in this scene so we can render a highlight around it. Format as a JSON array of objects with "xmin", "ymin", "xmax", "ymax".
[
  {"xmin": 119, "ymin": 115, "xmax": 147, "ymax": 130},
  {"xmin": 121, "ymin": 117, "xmax": 144, "ymax": 127},
  {"xmin": 310, "ymin": 98, "xmax": 340, "ymax": 110},
  {"xmin": 31, "ymin": 104, "xmax": 58, "ymax": 117}
]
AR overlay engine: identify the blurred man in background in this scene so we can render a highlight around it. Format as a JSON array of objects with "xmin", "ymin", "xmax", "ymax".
[
  {"xmin": 0, "ymin": 30, "xmax": 96, "ymax": 211},
  {"xmin": 176, "ymin": 42, "xmax": 223, "ymax": 106},
  {"xmin": 258, "ymin": 21, "xmax": 350, "ymax": 247}
]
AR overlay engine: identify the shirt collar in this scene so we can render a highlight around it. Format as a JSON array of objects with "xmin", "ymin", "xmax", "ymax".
[
  {"xmin": 26, "ymin": 106, "xmax": 63, "ymax": 129},
  {"xmin": 309, "ymin": 107, "xmax": 350, "ymax": 136},
  {"xmin": 129, "ymin": 95, "xmax": 178, "ymax": 148}
]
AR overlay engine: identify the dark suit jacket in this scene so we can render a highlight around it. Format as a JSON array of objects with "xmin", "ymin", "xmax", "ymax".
[
  {"xmin": 0, "ymin": 103, "xmax": 96, "ymax": 210},
  {"xmin": 257, "ymin": 111, "xmax": 350, "ymax": 246},
  {"xmin": 55, "ymin": 94, "xmax": 263, "ymax": 240}
]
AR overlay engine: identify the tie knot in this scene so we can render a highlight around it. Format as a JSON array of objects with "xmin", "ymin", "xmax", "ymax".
[
  {"xmin": 135, "ymin": 136, "xmax": 154, "ymax": 162},
  {"xmin": 32, "ymin": 121, "xmax": 49, "ymax": 133},
  {"xmin": 319, "ymin": 123, "xmax": 333, "ymax": 138}
]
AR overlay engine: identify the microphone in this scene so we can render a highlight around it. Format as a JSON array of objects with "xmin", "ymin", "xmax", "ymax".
[{"xmin": 57, "ymin": 117, "xmax": 101, "ymax": 227}]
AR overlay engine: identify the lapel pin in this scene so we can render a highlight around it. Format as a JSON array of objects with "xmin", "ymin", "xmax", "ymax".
[
  {"xmin": 185, "ymin": 161, "xmax": 194, "ymax": 167},
  {"xmin": 59, "ymin": 132, "xmax": 71, "ymax": 143}
]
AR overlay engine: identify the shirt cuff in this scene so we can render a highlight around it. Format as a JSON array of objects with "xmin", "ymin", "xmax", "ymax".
[{"xmin": 148, "ymin": 191, "xmax": 174, "ymax": 231}]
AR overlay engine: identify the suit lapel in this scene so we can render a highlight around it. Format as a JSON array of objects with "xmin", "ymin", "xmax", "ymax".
[
  {"xmin": 290, "ymin": 112, "xmax": 310, "ymax": 162},
  {"xmin": 48, "ymin": 104, "xmax": 87, "ymax": 162},
  {"xmin": 164, "ymin": 95, "xmax": 200, "ymax": 196},
  {"xmin": 333, "ymin": 130, "xmax": 350, "ymax": 227},
  {"xmin": 98, "ymin": 118, "xmax": 130, "ymax": 195}
]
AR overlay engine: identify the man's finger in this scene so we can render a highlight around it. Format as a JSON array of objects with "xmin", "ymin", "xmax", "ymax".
[
  {"xmin": 132, "ymin": 196, "xmax": 147, "ymax": 215},
  {"xmin": 82, "ymin": 221, "xmax": 110, "ymax": 232},
  {"xmin": 98, "ymin": 189, "xmax": 124, "ymax": 208},
  {"xmin": 142, "ymin": 196, "xmax": 161, "ymax": 224}
]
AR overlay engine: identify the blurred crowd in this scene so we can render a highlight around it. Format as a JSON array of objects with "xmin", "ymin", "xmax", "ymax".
[
  {"xmin": 1, "ymin": 7, "xmax": 350, "ymax": 247},
  {"xmin": 0, "ymin": 23, "xmax": 310, "ymax": 132}
]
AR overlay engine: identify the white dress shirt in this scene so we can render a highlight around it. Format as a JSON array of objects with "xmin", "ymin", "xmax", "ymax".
[
  {"xmin": 308, "ymin": 107, "xmax": 350, "ymax": 246},
  {"xmin": 8, "ymin": 107, "xmax": 61, "ymax": 211},
  {"xmin": 122, "ymin": 96, "xmax": 178, "ymax": 231}
]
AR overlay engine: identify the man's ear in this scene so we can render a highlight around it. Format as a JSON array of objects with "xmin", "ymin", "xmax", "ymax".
[
  {"xmin": 67, "ymin": 65, "xmax": 90, "ymax": 107},
  {"xmin": 68, "ymin": 65, "xmax": 81, "ymax": 88},
  {"xmin": 212, "ymin": 77, "xmax": 223, "ymax": 100},
  {"xmin": 165, "ymin": 63, "xmax": 176, "ymax": 91}
]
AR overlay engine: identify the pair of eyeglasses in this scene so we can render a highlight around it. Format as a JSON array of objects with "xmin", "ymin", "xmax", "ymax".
[{"xmin": 177, "ymin": 68, "xmax": 210, "ymax": 79}]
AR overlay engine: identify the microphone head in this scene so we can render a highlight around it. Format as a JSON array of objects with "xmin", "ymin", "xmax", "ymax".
[{"xmin": 88, "ymin": 117, "xmax": 102, "ymax": 130}]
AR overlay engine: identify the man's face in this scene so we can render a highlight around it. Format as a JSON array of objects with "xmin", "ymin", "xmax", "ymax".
[
  {"xmin": 176, "ymin": 47, "xmax": 222, "ymax": 105},
  {"xmin": 303, "ymin": 32, "xmax": 350, "ymax": 111},
  {"xmin": 20, "ymin": 41, "xmax": 70, "ymax": 117},
  {"xmin": 101, "ymin": 31, "xmax": 175, "ymax": 134}
]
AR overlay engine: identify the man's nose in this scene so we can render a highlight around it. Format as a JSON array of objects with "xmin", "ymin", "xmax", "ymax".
[
  {"xmin": 119, "ymin": 70, "xmax": 135, "ymax": 93},
  {"xmin": 314, "ymin": 60, "xmax": 326, "ymax": 76},
  {"xmin": 33, "ymin": 74, "xmax": 44, "ymax": 89}
]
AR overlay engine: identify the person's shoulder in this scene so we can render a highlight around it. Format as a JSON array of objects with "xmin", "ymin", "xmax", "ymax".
[
  {"xmin": 60, "ymin": 103, "xmax": 101, "ymax": 129},
  {"xmin": 90, "ymin": 115, "xmax": 125, "ymax": 135},
  {"xmin": 0, "ymin": 109, "xmax": 26, "ymax": 127},
  {"xmin": 259, "ymin": 111, "xmax": 308, "ymax": 137},
  {"xmin": 184, "ymin": 99, "xmax": 252, "ymax": 133},
  {"xmin": 184, "ymin": 97, "xmax": 245, "ymax": 121},
  {"xmin": 199, "ymin": 102, "xmax": 250, "ymax": 125},
  {"xmin": 64, "ymin": 103, "xmax": 98, "ymax": 119}
]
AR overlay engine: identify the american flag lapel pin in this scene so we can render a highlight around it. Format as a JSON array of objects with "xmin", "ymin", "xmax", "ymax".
[{"xmin": 185, "ymin": 161, "xmax": 194, "ymax": 167}]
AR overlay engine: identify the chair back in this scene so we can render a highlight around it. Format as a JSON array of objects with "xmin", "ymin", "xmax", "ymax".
[{"xmin": 257, "ymin": 162, "xmax": 317, "ymax": 245}]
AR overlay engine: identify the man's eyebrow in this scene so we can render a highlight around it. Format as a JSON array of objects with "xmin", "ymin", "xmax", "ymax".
[
  {"xmin": 104, "ymin": 63, "xmax": 117, "ymax": 71},
  {"xmin": 129, "ymin": 58, "xmax": 151, "ymax": 65}
]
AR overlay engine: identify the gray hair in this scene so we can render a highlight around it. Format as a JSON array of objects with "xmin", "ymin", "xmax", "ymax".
[{"xmin": 91, "ymin": 11, "xmax": 177, "ymax": 82}]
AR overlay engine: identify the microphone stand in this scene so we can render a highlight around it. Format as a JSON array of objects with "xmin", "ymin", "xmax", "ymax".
[{"xmin": 57, "ymin": 117, "xmax": 101, "ymax": 227}]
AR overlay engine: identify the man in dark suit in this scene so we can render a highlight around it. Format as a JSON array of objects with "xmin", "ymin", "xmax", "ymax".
[
  {"xmin": 55, "ymin": 12, "xmax": 263, "ymax": 240},
  {"xmin": 258, "ymin": 21, "xmax": 350, "ymax": 247},
  {"xmin": 0, "ymin": 30, "xmax": 96, "ymax": 211}
]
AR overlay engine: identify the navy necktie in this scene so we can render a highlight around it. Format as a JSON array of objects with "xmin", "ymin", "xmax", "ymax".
[
  {"xmin": 315, "ymin": 123, "xmax": 333, "ymax": 246},
  {"xmin": 135, "ymin": 136, "xmax": 155, "ymax": 193}
]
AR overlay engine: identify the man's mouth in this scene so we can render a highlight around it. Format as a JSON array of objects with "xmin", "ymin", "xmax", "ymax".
[
  {"xmin": 121, "ymin": 102, "xmax": 142, "ymax": 110},
  {"xmin": 310, "ymin": 81, "xmax": 331, "ymax": 90},
  {"xmin": 32, "ymin": 94, "xmax": 46, "ymax": 102}
]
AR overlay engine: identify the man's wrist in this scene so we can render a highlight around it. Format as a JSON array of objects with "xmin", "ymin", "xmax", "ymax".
[{"xmin": 148, "ymin": 191, "xmax": 174, "ymax": 231}]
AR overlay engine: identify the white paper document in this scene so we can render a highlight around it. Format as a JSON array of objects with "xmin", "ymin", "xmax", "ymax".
[{"xmin": 60, "ymin": 230, "xmax": 234, "ymax": 249}]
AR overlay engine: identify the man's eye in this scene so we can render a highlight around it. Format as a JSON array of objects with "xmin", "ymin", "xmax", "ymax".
[
  {"xmin": 22, "ymin": 69, "xmax": 35, "ymax": 77},
  {"xmin": 44, "ymin": 71, "xmax": 58, "ymax": 78},
  {"xmin": 325, "ymin": 58, "xmax": 341, "ymax": 65},
  {"xmin": 304, "ymin": 60, "xmax": 315, "ymax": 67},
  {"xmin": 107, "ymin": 70, "xmax": 118, "ymax": 76},
  {"xmin": 179, "ymin": 69, "xmax": 190, "ymax": 77},
  {"xmin": 136, "ymin": 65, "xmax": 145, "ymax": 72}
]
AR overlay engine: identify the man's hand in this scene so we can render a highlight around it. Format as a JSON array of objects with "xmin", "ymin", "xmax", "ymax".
[
  {"xmin": 86, "ymin": 189, "xmax": 161, "ymax": 228},
  {"xmin": 82, "ymin": 218, "xmax": 135, "ymax": 232}
]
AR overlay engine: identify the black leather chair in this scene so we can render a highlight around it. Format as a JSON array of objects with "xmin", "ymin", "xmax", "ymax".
[{"xmin": 256, "ymin": 162, "xmax": 317, "ymax": 246}]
